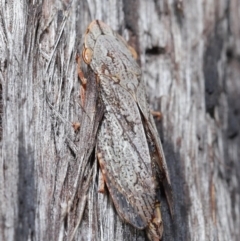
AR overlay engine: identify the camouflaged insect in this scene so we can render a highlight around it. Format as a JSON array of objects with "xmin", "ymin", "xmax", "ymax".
[{"xmin": 79, "ymin": 20, "xmax": 173, "ymax": 241}]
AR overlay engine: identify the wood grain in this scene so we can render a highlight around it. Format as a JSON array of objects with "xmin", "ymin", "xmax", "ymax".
[{"xmin": 0, "ymin": 0, "xmax": 239, "ymax": 240}]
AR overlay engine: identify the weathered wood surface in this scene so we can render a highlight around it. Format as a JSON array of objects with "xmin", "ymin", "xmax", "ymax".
[{"xmin": 0, "ymin": 0, "xmax": 239, "ymax": 240}]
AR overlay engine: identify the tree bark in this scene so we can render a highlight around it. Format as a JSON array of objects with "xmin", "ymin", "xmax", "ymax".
[{"xmin": 0, "ymin": 0, "xmax": 239, "ymax": 240}]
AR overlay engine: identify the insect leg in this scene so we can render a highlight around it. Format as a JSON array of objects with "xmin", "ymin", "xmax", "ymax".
[
  {"xmin": 146, "ymin": 202, "xmax": 163, "ymax": 241},
  {"xmin": 76, "ymin": 54, "xmax": 87, "ymax": 106},
  {"xmin": 151, "ymin": 111, "xmax": 162, "ymax": 121},
  {"xmin": 97, "ymin": 152, "xmax": 106, "ymax": 193},
  {"xmin": 98, "ymin": 167, "xmax": 105, "ymax": 193}
]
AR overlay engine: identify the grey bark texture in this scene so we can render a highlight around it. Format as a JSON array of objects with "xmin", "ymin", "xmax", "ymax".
[{"xmin": 0, "ymin": 0, "xmax": 239, "ymax": 241}]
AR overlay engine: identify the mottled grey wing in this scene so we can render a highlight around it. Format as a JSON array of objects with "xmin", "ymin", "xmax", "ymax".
[
  {"xmin": 136, "ymin": 79, "xmax": 173, "ymax": 215},
  {"xmin": 97, "ymin": 76, "xmax": 156, "ymax": 229}
]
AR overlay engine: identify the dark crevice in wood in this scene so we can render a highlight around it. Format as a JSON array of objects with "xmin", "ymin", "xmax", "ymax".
[
  {"xmin": 16, "ymin": 131, "xmax": 35, "ymax": 240},
  {"xmin": 154, "ymin": 112, "xmax": 190, "ymax": 240},
  {"xmin": 203, "ymin": 22, "xmax": 225, "ymax": 118},
  {"xmin": 227, "ymin": 100, "xmax": 239, "ymax": 139},
  {"xmin": 122, "ymin": 0, "xmax": 140, "ymax": 62},
  {"xmin": 160, "ymin": 139, "xmax": 190, "ymax": 241},
  {"xmin": 122, "ymin": 0, "xmax": 139, "ymax": 34},
  {"xmin": 146, "ymin": 46, "xmax": 166, "ymax": 55},
  {"xmin": 174, "ymin": 0, "xmax": 184, "ymax": 25},
  {"xmin": 226, "ymin": 48, "xmax": 240, "ymax": 63}
]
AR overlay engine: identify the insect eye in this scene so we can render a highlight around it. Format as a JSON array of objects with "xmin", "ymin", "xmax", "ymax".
[{"xmin": 82, "ymin": 48, "xmax": 93, "ymax": 64}]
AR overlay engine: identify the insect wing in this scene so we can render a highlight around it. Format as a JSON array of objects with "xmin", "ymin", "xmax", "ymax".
[
  {"xmin": 136, "ymin": 81, "xmax": 173, "ymax": 215},
  {"xmin": 97, "ymin": 75, "xmax": 156, "ymax": 229}
]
